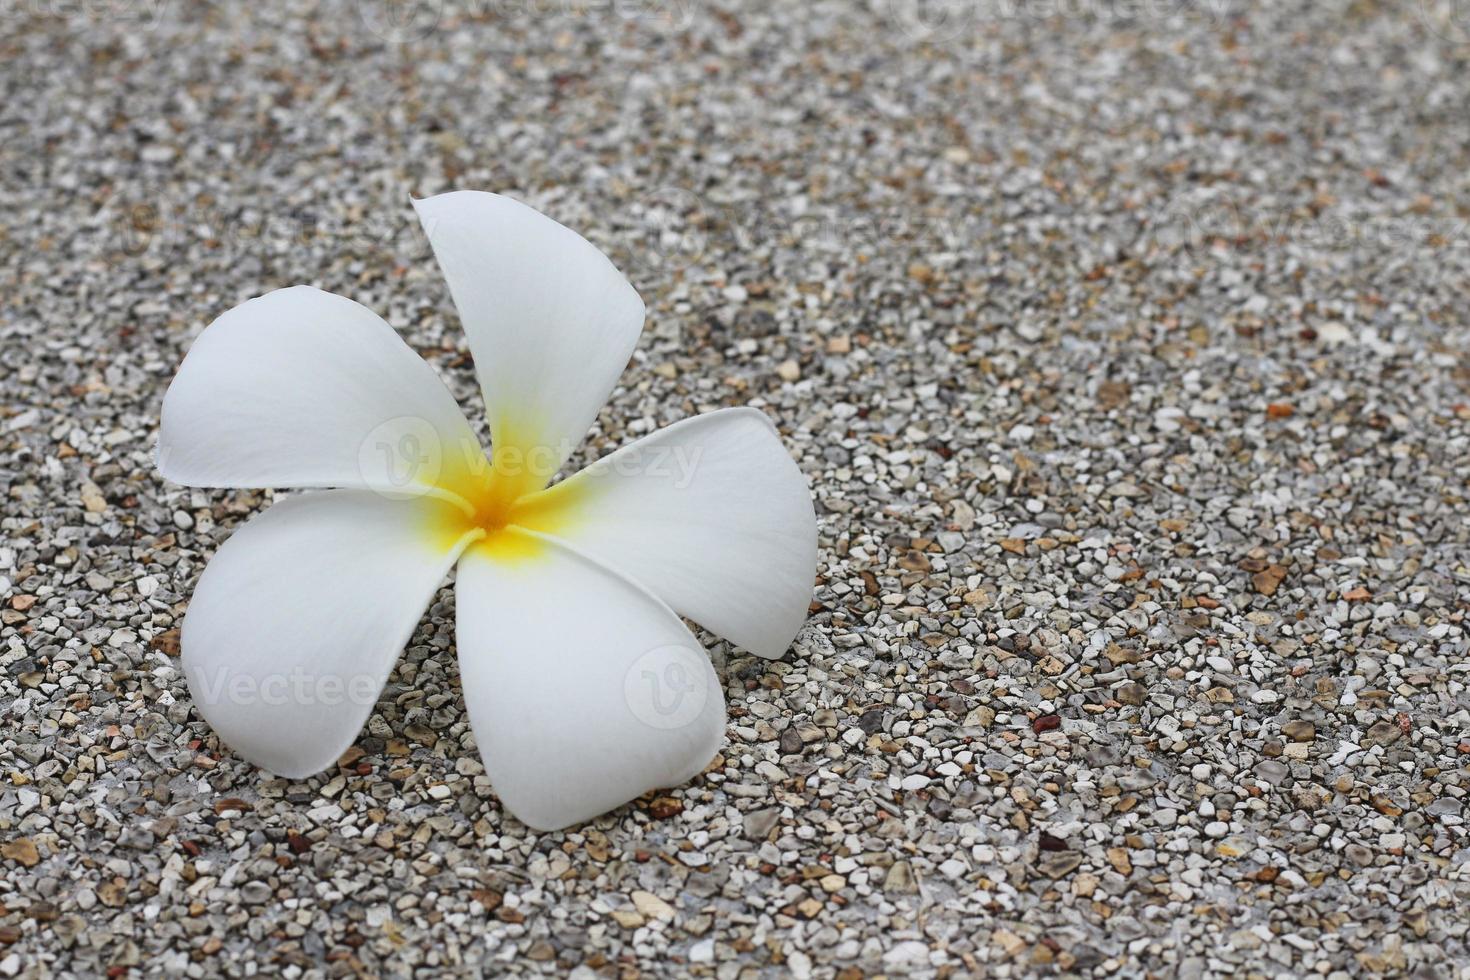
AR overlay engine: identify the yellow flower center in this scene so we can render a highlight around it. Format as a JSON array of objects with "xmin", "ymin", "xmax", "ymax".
[{"xmin": 421, "ymin": 431, "xmax": 585, "ymax": 561}]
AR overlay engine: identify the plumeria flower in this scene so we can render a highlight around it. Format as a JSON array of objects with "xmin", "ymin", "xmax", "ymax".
[{"xmin": 158, "ymin": 191, "xmax": 817, "ymax": 830}]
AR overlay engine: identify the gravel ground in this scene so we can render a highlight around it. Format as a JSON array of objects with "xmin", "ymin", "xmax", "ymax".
[{"xmin": 3, "ymin": 0, "xmax": 1470, "ymax": 976}]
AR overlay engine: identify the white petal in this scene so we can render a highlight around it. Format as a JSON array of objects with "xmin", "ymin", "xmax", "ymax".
[
  {"xmin": 528, "ymin": 408, "xmax": 816, "ymax": 659},
  {"xmin": 182, "ymin": 491, "xmax": 472, "ymax": 777},
  {"xmin": 455, "ymin": 536, "xmax": 725, "ymax": 831},
  {"xmin": 159, "ymin": 285, "xmax": 481, "ymax": 496},
  {"xmin": 413, "ymin": 191, "xmax": 645, "ymax": 487}
]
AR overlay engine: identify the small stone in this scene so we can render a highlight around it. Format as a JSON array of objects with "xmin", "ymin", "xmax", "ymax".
[
  {"xmin": 1252, "ymin": 564, "xmax": 1288, "ymax": 595},
  {"xmin": 1282, "ymin": 720, "xmax": 1316, "ymax": 742},
  {"xmin": 884, "ymin": 861, "xmax": 917, "ymax": 894},
  {"xmin": 1256, "ymin": 760, "xmax": 1289, "ymax": 785},
  {"xmin": 1362, "ymin": 721, "xmax": 1402, "ymax": 747},
  {"xmin": 97, "ymin": 880, "xmax": 126, "ymax": 908},
  {"xmin": 0, "ymin": 839, "xmax": 39, "ymax": 868},
  {"xmin": 1106, "ymin": 847, "xmax": 1132, "ymax": 875},
  {"xmin": 80, "ymin": 482, "xmax": 107, "ymax": 513},
  {"xmin": 240, "ymin": 881, "xmax": 272, "ymax": 904},
  {"xmin": 743, "ymin": 808, "xmax": 780, "ymax": 839},
  {"xmin": 938, "ymin": 858, "xmax": 967, "ymax": 878},
  {"xmin": 631, "ymin": 891, "xmax": 675, "ymax": 921},
  {"xmin": 1036, "ymin": 851, "xmax": 1083, "ymax": 878},
  {"xmin": 646, "ymin": 796, "xmax": 683, "ymax": 819},
  {"xmin": 992, "ymin": 929, "xmax": 1027, "ymax": 958},
  {"xmin": 963, "ymin": 705, "xmax": 996, "ymax": 728},
  {"xmin": 1116, "ymin": 683, "xmax": 1148, "ymax": 706},
  {"xmin": 610, "ymin": 909, "xmax": 644, "ymax": 929}
]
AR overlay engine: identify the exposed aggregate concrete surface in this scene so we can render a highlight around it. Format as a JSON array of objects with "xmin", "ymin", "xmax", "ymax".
[{"xmin": 2, "ymin": 0, "xmax": 1470, "ymax": 977}]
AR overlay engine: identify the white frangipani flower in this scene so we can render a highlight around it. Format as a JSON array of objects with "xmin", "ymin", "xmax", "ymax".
[{"xmin": 158, "ymin": 191, "xmax": 817, "ymax": 830}]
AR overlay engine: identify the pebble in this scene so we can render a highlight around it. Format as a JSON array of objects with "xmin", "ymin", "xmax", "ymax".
[
  {"xmin": 1256, "ymin": 761, "xmax": 1290, "ymax": 786},
  {"xmin": 743, "ymin": 808, "xmax": 780, "ymax": 839},
  {"xmin": 1117, "ymin": 682, "xmax": 1148, "ymax": 706},
  {"xmin": 1282, "ymin": 720, "xmax": 1317, "ymax": 742}
]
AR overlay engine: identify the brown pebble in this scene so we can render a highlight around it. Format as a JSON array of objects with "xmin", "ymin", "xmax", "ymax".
[{"xmin": 1116, "ymin": 683, "xmax": 1148, "ymax": 706}]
